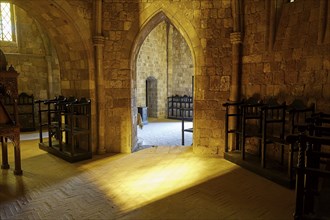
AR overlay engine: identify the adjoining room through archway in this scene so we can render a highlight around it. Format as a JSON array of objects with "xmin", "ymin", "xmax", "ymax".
[{"xmin": 135, "ymin": 19, "xmax": 194, "ymax": 150}]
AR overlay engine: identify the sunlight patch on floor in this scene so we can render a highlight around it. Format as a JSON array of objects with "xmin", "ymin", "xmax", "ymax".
[{"xmin": 79, "ymin": 148, "xmax": 237, "ymax": 212}]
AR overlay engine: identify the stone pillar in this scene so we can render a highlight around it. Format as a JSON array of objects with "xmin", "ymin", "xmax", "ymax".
[
  {"xmin": 94, "ymin": 0, "xmax": 106, "ymax": 154},
  {"xmin": 228, "ymin": 32, "xmax": 242, "ymax": 150},
  {"xmin": 228, "ymin": 0, "xmax": 243, "ymax": 151},
  {"xmin": 229, "ymin": 32, "xmax": 242, "ymax": 103}
]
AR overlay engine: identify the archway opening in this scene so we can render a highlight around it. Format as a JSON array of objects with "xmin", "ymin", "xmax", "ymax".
[{"xmin": 134, "ymin": 18, "xmax": 194, "ymax": 151}]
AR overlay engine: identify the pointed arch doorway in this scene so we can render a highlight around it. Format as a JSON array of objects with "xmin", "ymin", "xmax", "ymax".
[{"xmin": 134, "ymin": 13, "xmax": 194, "ymax": 151}]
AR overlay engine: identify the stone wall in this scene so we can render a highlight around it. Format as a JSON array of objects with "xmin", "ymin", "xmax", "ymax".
[
  {"xmin": 136, "ymin": 21, "xmax": 167, "ymax": 118},
  {"xmin": 1, "ymin": 6, "xmax": 61, "ymax": 100},
  {"xmin": 241, "ymin": 0, "xmax": 330, "ymax": 157},
  {"xmin": 102, "ymin": 0, "xmax": 232, "ymax": 154},
  {"xmin": 7, "ymin": 0, "xmax": 328, "ymax": 157},
  {"xmin": 136, "ymin": 21, "xmax": 194, "ymax": 119},
  {"xmin": 242, "ymin": 0, "xmax": 330, "ymax": 110},
  {"xmin": 169, "ymin": 25, "xmax": 194, "ymax": 97}
]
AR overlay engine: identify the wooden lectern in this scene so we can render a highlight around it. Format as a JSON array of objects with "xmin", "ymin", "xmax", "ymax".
[{"xmin": 0, "ymin": 49, "xmax": 22, "ymax": 175}]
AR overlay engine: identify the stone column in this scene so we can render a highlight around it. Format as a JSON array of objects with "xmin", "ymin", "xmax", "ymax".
[
  {"xmin": 228, "ymin": 32, "xmax": 242, "ymax": 150},
  {"xmin": 94, "ymin": 0, "xmax": 106, "ymax": 154},
  {"xmin": 229, "ymin": 32, "xmax": 242, "ymax": 103},
  {"xmin": 228, "ymin": 0, "xmax": 243, "ymax": 151}
]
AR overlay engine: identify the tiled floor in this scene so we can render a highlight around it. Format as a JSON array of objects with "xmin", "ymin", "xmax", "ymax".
[{"xmin": 1, "ymin": 138, "xmax": 295, "ymax": 219}]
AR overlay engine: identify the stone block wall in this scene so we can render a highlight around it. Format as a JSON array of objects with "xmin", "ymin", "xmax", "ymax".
[
  {"xmin": 242, "ymin": 0, "xmax": 329, "ymax": 110},
  {"xmin": 103, "ymin": 0, "xmax": 233, "ymax": 154},
  {"xmin": 9, "ymin": 0, "xmax": 328, "ymax": 157},
  {"xmin": 136, "ymin": 21, "xmax": 194, "ymax": 119},
  {"xmin": 169, "ymin": 25, "xmax": 194, "ymax": 97},
  {"xmin": 136, "ymin": 21, "xmax": 167, "ymax": 118},
  {"xmin": 241, "ymin": 0, "xmax": 330, "ymax": 157},
  {"xmin": 0, "ymin": 6, "xmax": 61, "ymax": 100}
]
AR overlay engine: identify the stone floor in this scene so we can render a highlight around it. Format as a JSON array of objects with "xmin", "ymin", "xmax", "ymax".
[
  {"xmin": 137, "ymin": 118, "xmax": 193, "ymax": 150},
  {"xmin": 0, "ymin": 137, "xmax": 296, "ymax": 219}
]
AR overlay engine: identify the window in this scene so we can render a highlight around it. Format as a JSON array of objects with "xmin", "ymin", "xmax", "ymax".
[{"xmin": 0, "ymin": 2, "xmax": 15, "ymax": 41}]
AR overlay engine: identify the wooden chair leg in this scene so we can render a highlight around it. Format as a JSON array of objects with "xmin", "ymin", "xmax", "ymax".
[
  {"xmin": 288, "ymin": 143, "xmax": 294, "ymax": 181},
  {"xmin": 13, "ymin": 137, "xmax": 22, "ymax": 175},
  {"xmin": 1, "ymin": 137, "xmax": 10, "ymax": 169}
]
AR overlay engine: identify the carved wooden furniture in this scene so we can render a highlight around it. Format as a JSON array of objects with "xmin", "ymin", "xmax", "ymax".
[
  {"xmin": 36, "ymin": 96, "xmax": 92, "ymax": 162},
  {"xmin": 0, "ymin": 62, "xmax": 22, "ymax": 175},
  {"xmin": 168, "ymin": 95, "xmax": 193, "ymax": 120},
  {"xmin": 181, "ymin": 107, "xmax": 193, "ymax": 145}
]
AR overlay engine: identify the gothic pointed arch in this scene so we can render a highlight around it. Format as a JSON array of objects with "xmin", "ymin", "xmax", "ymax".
[{"xmin": 128, "ymin": 7, "xmax": 203, "ymax": 151}]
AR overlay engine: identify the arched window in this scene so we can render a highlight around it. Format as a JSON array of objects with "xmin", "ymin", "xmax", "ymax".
[{"xmin": 0, "ymin": 2, "xmax": 15, "ymax": 42}]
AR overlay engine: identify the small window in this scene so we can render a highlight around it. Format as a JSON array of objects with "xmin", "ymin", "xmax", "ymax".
[{"xmin": 0, "ymin": 2, "xmax": 15, "ymax": 42}]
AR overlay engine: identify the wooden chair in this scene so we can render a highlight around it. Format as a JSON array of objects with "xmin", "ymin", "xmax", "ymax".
[
  {"xmin": 223, "ymin": 100, "xmax": 244, "ymax": 152},
  {"xmin": 239, "ymin": 97, "xmax": 264, "ymax": 160},
  {"xmin": 181, "ymin": 107, "xmax": 193, "ymax": 145},
  {"xmin": 287, "ymin": 132, "xmax": 330, "ymax": 219},
  {"xmin": 288, "ymin": 100, "xmax": 315, "ymax": 134},
  {"xmin": 260, "ymin": 99, "xmax": 287, "ymax": 168},
  {"xmin": 286, "ymin": 100, "xmax": 316, "ymax": 181}
]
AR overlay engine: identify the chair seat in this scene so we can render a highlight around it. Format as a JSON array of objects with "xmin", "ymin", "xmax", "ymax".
[{"xmin": 184, "ymin": 128, "xmax": 193, "ymax": 133}]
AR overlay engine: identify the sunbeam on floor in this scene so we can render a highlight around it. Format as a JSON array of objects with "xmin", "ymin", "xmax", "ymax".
[{"xmin": 1, "ymin": 138, "xmax": 295, "ymax": 219}]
